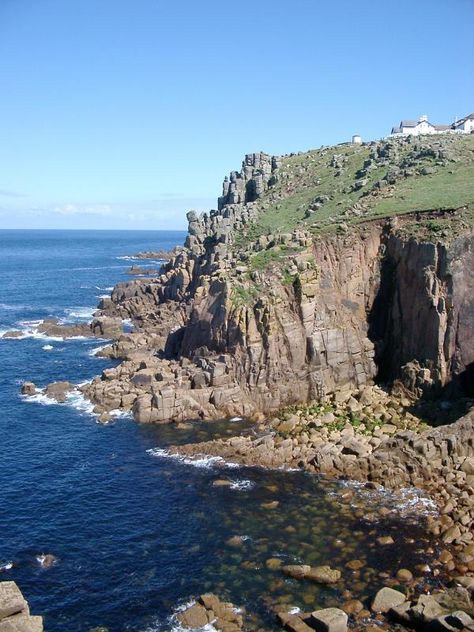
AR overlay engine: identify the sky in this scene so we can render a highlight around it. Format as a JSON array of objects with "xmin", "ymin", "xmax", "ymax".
[{"xmin": 0, "ymin": 0, "xmax": 473, "ymax": 230}]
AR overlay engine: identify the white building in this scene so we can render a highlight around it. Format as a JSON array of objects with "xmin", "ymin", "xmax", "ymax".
[
  {"xmin": 390, "ymin": 115, "xmax": 450, "ymax": 137},
  {"xmin": 453, "ymin": 113, "xmax": 474, "ymax": 134}
]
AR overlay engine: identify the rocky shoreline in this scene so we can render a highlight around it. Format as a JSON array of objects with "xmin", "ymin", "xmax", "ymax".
[{"xmin": 13, "ymin": 138, "xmax": 474, "ymax": 630}]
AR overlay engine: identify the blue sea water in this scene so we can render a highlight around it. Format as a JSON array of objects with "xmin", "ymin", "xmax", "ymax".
[{"xmin": 0, "ymin": 230, "xmax": 440, "ymax": 632}]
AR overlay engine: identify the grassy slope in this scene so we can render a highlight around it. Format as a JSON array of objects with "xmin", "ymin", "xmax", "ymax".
[{"xmin": 236, "ymin": 134, "xmax": 474, "ymax": 245}]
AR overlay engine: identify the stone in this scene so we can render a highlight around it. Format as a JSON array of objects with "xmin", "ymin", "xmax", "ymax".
[
  {"xmin": 429, "ymin": 611, "xmax": 474, "ymax": 631},
  {"xmin": 0, "ymin": 583, "xmax": 27, "ymax": 620},
  {"xmin": 371, "ymin": 587, "xmax": 407, "ymax": 613},
  {"xmin": 282, "ymin": 565, "xmax": 311, "ymax": 580},
  {"xmin": 0, "ymin": 614, "xmax": 43, "ymax": 632},
  {"xmin": 310, "ymin": 608, "xmax": 348, "ymax": 632},
  {"xmin": 305, "ymin": 566, "xmax": 341, "ymax": 584},
  {"xmin": 176, "ymin": 603, "xmax": 209, "ymax": 628},
  {"xmin": 396, "ymin": 568, "xmax": 413, "ymax": 582},
  {"xmin": 20, "ymin": 383, "xmax": 36, "ymax": 396}
]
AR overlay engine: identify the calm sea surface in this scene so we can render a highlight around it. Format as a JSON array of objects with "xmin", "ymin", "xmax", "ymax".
[{"xmin": 0, "ymin": 230, "xmax": 440, "ymax": 632}]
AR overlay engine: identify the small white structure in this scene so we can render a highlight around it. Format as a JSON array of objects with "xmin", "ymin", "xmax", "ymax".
[
  {"xmin": 453, "ymin": 113, "xmax": 474, "ymax": 134},
  {"xmin": 390, "ymin": 115, "xmax": 450, "ymax": 137},
  {"xmin": 352, "ymin": 134, "xmax": 362, "ymax": 144}
]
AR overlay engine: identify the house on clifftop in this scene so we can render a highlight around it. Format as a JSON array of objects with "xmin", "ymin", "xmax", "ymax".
[
  {"xmin": 390, "ymin": 112, "xmax": 474, "ymax": 137},
  {"xmin": 453, "ymin": 113, "xmax": 474, "ymax": 133},
  {"xmin": 390, "ymin": 114, "xmax": 450, "ymax": 137}
]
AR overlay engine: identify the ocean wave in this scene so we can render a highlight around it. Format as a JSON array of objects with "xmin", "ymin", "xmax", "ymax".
[
  {"xmin": 116, "ymin": 255, "xmax": 139, "ymax": 261},
  {"xmin": 142, "ymin": 599, "xmax": 220, "ymax": 632},
  {"xmin": 42, "ymin": 344, "xmax": 54, "ymax": 351},
  {"xmin": 147, "ymin": 448, "xmax": 227, "ymax": 469},
  {"xmin": 87, "ymin": 344, "xmax": 110, "ymax": 357},
  {"xmin": 22, "ymin": 386, "xmax": 97, "ymax": 417},
  {"xmin": 0, "ymin": 562, "xmax": 13, "ymax": 572},
  {"xmin": 336, "ymin": 480, "xmax": 438, "ymax": 519},
  {"xmin": 229, "ymin": 479, "xmax": 254, "ymax": 491},
  {"xmin": 62, "ymin": 306, "xmax": 96, "ymax": 321}
]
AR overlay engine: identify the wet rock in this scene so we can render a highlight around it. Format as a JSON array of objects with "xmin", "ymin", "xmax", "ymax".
[
  {"xmin": 305, "ymin": 566, "xmax": 341, "ymax": 584},
  {"xmin": 44, "ymin": 382, "xmax": 74, "ymax": 403},
  {"xmin": 36, "ymin": 554, "xmax": 57, "ymax": 569},
  {"xmin": 371, "ymin": 587, "xmax": 407, "ymax": 613},
  {"xmin": 177, "ymin": 603, "xmax": 209, "ymax": 628},
  {"xmin": 20, "ymin": 382, "xmax": 37, "ymax": 396},
  {"xmin": 282, "ymin": 565, "xmax": 311, "ymax": 580},
  {"xmin": 341, "ymin": 599, "xmax": 364, "ymax": 615},
  {"xmin": 396, "ymin": 568, "xmax": 413, "ymax": 583},
  {"xmin": 430, "ymin": 610, "xmax": 474, "ymax": 631},
  {"xmin": 310, "ymin": 607, "xmax": 348, "ymax": 632}
]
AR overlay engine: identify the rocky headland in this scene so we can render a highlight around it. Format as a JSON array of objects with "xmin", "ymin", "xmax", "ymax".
[{"xmin": 21, "ymin": 134, "xmax": 474, "ymax": 630}]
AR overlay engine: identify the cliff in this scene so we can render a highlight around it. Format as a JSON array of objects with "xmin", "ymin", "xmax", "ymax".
[{"xmin": 82, "ymin": 134, "xmax": 474, "ymax": 423}]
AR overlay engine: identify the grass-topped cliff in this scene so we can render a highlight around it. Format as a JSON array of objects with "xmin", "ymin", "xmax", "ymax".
[{"xmin": 231, "ymin": 133, "xmax": 474, "ymax": 248}]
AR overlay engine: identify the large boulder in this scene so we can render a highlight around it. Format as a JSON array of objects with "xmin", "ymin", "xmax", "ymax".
[
  {"xmin": 0, "ymin": 582, "xmax": 43, "ymax": 632},
  {"xmin": 310, "ymin": 608, "xmax": 348, "ymax": 632},
  {"xmin": 371, "ymin": 587, "xmax": 407, "ymax": 613}
]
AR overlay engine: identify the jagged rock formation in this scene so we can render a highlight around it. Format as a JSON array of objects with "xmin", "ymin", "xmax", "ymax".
[
  {"xmin": 218, "ymin": 152, "xmax": 280, "ymax": 209},
  {"xmin": 0, "ymin": 582, "xmax": 43, "ymax": 631},
  {"xmin": 81, "ymin": 202, "xmax": 474, "ymax": 424}
]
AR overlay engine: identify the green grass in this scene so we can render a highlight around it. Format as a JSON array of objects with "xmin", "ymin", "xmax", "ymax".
[
  {"xmin": 231, "ymin": 134, "xmax": 474, "ymax": 268},
  {"xmin": 369, "ymin": 163, "xmax": 474, "ymax": 217}
]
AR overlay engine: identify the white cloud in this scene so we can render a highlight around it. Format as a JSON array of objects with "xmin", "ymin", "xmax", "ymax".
[{"xmin": 53, "ymin": 203, "xmax": 112, "ymax": 216}]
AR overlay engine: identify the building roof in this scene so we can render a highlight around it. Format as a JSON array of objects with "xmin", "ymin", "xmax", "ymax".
[
  {"xmin": 400, "ymin": 120, "xmax": 417, "ymax": 127},
  {"xmin": 454, "ymin": 113, "xmax": 474, "ymax": 126},
  {"xmin": 391, "ymin": 126, "xmax": 402, "ymax": 134},
  {"xmin": 434, "ymin": 124, "xmax": 451, "ymax": 131}
]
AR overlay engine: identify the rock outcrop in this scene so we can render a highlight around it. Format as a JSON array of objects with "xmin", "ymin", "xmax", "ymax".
[
  {"xmin": 0, "ymin": 582, "xmax": 42, "ymax": 632},
  {"xmin": 78, "ymin": 205, "xmax": 474, "ymax": 426}
]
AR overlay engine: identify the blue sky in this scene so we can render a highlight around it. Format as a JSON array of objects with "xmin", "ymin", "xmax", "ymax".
[{"xmin": 0, "ymin": 0, "xmax": 473, "ymax": 230}]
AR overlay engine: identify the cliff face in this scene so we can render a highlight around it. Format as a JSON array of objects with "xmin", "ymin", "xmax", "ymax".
[
  {"xmin": 84, "ymin": 145, "xmax": 474, "ymax": 423},
  {"xmin": 371, "ymin": 230, "xmax": 474, "ymax": 395}
]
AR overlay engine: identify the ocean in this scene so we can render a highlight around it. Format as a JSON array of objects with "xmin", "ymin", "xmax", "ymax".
[{"xmin": 0, "ymin": 230, "xmax": 439, "ymax": 632}]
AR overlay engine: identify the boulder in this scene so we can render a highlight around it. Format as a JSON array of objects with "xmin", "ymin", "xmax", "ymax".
[
  {"xmin": 371, "ymin": 587, "xmax": 407, "ymax": 613},
  {"xmin": 0, "ymin": 583, "xmax": 27, "ymax": 620},
  {"xmin": 305, "ymin": 566, "xmax": 341, "ymax": 584},
  {"xmin": 176, "ymin": 603, "xmax": 209, "ymax": 628},
  {"xmin": 310, "ymin": 608, "xmax": 348, "ymax": 632},
  {"xmin": 20, "ymin": 383, "xmax": 37, "ymax": 397}
]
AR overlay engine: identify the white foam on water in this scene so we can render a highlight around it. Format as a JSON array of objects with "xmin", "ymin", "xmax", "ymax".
[
  {"xmin": 22, "ymin": 391, "xmax": 58, "ymax": 406},
  {"xmin": 0, "ymin": 562, "xmax": 13, "ymax": 571},
  {"xmin": 147, "ymin": 448, "xmax": 226, "ymax": 469},
  {"xmin": 22, "ymin": 386, "xmax": 97, "ymax": 418},
  {"xmin": 229, "ymin": 416, "xmax": 243, "ymax": 422},
  {"xmin": 62, "ymin": 306, "xmax": 96, "ymax": 320},
  {"xmin": 116, "ymin": 255, "xmax": 138, "ymax": 260},
  {"xmin": 97, "ymin": 294, "xmax": 110, "ymax": 299},
  {"xmin": 229, "ymin": 479, "xmax": 254, "ymax": 491},
  {"xmin": 42, "ymin": 344, "xmax": 54, "ymax": 351},
  {"xmin": 337, "ymin": 480, "xmax": 438, "ymax": 519},
  {"xmin": 87, "ymin": 344, "xmax": 110, "ymax": 357},
  {"xmin": 109, "ymin": 409, "xmax": 133, "ymax": 420},
  {"xmin": 66, "ymin": 390, "xmax": 96, "ymax": 416},
  {"xmin": 288, "ymin": 607, "xmax": 301, "ymax": 615}
]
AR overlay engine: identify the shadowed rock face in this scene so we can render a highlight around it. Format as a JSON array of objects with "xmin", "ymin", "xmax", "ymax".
[{"xmin": 370, "ymin": 232, "xmax": 474, "ymax": 395}]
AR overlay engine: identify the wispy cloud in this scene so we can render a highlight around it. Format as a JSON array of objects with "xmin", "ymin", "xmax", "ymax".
[
  {"xmin": 53, "ymin": 203, "xmax": 112, "ymax": 216},
  {"xmin": 0, "ymin": 188, "xmax": 28, "ymax": 198}
]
